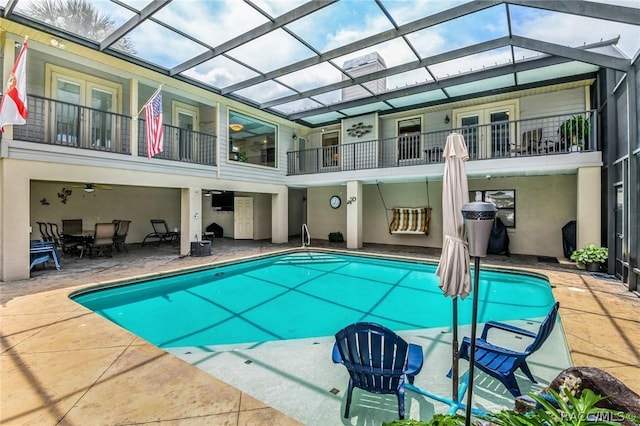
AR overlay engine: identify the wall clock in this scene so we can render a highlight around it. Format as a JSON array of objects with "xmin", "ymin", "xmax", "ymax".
[{"xmin": 330, "ymin": 195, "xmax": 341, "ymax": 209}]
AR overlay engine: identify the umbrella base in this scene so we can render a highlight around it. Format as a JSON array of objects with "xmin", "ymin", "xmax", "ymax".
[{"xmin": 405, "ymin": 371, "xmax": 487, "ymax": 418}]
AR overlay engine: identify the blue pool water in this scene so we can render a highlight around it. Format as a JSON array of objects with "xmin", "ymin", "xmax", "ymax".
[{"xmin": 72, "ymin": 251, "xmax": 555, "ymax": 348}]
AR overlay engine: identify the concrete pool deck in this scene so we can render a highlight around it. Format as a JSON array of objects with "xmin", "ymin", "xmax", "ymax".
[{"xmin": 2, "ymin": 239, "xmax": 639, "ymax": 425}]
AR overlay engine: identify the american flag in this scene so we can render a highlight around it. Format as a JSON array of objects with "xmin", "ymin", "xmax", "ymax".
[{"xmin": 144, "ymin": 88, "xmax": 163, "ymax": 158}]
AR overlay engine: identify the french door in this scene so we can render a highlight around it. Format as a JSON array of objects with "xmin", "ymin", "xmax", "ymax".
[
  {"xmin": 173, "ymin": 103, "xmax": 199, "ymax": 161},
  {"xmin": 454, "ymin": 101, "xmax": 517, "ymax": 159},
  {"xmin": 49, "ymin": 68, "xmax": 119, "ymax": 149}
]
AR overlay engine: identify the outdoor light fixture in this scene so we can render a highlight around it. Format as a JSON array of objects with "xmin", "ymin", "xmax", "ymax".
[
  {"xmin": 229, "ymin": 124, "xmax": 243, "ymax": 132},
  {"xmin": 444, "ymin": 114, "xmax": 450, "ymax": 124},
  {"xmin": 461, "ymin": 201, "xmax": 497, "ymax": 426}
]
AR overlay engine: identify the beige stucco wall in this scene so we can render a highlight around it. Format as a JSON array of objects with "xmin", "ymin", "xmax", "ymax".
[
  {"xmin": 307, "ymin": 174, "xmax": 579, "ymax": 258},
  {"xmin": 1, "ymin": 158, "xmax": 289, "ymax": 280}
]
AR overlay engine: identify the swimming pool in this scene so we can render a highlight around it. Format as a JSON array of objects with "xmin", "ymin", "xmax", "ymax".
[{"xmin": 72, "ymin": 251, "xmax": 556, "ymax": 349}]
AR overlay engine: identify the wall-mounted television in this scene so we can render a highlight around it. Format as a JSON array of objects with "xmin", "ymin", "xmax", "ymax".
[{"xmin": 212, "ymin": 191, "xmax": 234, "ymax": 211}]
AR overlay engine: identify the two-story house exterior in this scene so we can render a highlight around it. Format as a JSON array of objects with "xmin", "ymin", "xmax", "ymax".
[{"xmin": 0, "ymin": 1, "xmax": 638, "ymax": 292}]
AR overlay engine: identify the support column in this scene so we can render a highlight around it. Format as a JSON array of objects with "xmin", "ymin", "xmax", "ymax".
[
  {"xmin": 576, "ymin": 166, "xmax": 601, "ymax": 249},
  {"xmin": 180, "ymin": 188, "xmax": 203, "ymax": 256},
  {"xmin": 346, "ymin": 180, "xmax": 362, "ymax": 249},
  {"xmin": 0, "ymin": 162, "xmax": 31, "ymax": 280},
  {"xmin": 271, "ymin": 187, "xmax": 288, "ymax": 244}
]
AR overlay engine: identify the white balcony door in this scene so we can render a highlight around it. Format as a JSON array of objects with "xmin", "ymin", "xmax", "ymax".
[
  {"xmin": 172, "ymin": 102, "xmax": 199, "ymax": 161},
  {"xmin": 48, "ymin": 65, "xmax": 120, "ymax": 149},
  {"xmin": 454, "ymin": 101, "xmax": 517, "ymax": 159}
]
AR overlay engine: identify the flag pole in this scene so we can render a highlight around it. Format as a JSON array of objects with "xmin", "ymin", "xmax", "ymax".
[{"xmin": 136, "ymin": 84, "xmax": 163, "ymax": 118}]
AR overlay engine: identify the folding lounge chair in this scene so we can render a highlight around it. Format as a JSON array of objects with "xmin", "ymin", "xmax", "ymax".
[
  {"xmin": 454, "ymin": 302, "xmax": 560, "ymax": 397},
  {"xmin": 141, "ymin": 219, "xmax": 179, "ymax": 247},
  {"xmin": 332, "ymin": 322, "xmax": 424, "ymax": 419}
]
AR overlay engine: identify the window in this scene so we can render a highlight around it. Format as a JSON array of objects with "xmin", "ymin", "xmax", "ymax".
[
  {"xmin": 471, "ymin": 190, "xmax": 516, "ymax": 228},
  {"xmin": 397, "ymin": 117, "xmax": 421, "ymax": 161},
  {"xmin": 322, "ymin": 131, "xmax": 339, "ymax": 168},
  {"xmin": 228, "ymin": 111, "xmax": 277, "ymax": 167}
]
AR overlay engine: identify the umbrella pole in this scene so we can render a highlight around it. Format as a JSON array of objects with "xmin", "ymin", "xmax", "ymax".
[
  {"xmin": 452, "ymin": 297, "xmax": 459, "ymax": 404},
  {"xmin": 464, "ymin": 256, "xmax": 481, "ymax": 426}
]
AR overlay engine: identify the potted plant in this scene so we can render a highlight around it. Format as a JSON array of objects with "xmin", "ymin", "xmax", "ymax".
[
  {"xmin": 558, "ymin": 115, "xmax": 590, "ymax": 151},
  {"xmin": 570, "ymin": 244, "xmax": 608, "ymax": 272}
]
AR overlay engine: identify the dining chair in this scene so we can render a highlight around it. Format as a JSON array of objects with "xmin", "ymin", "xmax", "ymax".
[{"xmin": 84, "ymin": 223, "xmax": 116, "ymax": 259}]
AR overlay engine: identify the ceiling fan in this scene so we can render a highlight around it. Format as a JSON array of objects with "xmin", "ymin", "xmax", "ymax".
[{"xmin": 72, "ymin": 183, "xmax": 113, "ymax": 193}]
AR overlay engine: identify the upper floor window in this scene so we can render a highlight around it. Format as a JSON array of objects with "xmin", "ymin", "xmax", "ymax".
[
  {"xmin": 228, "ymin": 111, "xmax": 277, "ymax": 168},
  {"xmin": 397, "ymin": 117, "xmax": 421, "ymax": 161}
]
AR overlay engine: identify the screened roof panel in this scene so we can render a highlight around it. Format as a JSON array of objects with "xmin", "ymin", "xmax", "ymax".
[
  {"xmin": 111, "ymin": 19, "xmax": 209, "ymax": 68},
  {"xmin": 225, "ymin": 28, "xmax": 317, "ymax": 74},
  {"xmin": 338, "ymin": 102, "xmax": 392, "ymax": 116},
  {"xmin": 445, "ymin": 74, "xmax": 516, "ymax": 97},
  {"xmin": 232, "ymin": 80, "xmax": 297, "ymax": 104},
  {"xmin": 275, "ymin": 62, "xmax": 345, "ymax": 92},
  {"xmin": 13, "ymin": 0, "xmax": 135, "ymax": 43},
  {"xmin": 386, "ymin": 69, "xmax": 434, "ymax": 91},
  {"xmin": 516, "ymin": 62, "xmax": 600, "ymax": 85},
  {"xmin": 334, "ymin": 38, "xmax": 418, "ymax": 70},
  {"xmin": 181, "ymin": 55, "xmax": 260, "ymax": 90},
  {"xmin": 284, "ymin": 0, "xmax": 394, "ymax": 52},
  {"xmin": 151, "ymin": 1, "xmax": 269, "ymax": 47},
  {"xmin": 378, "ymin": 0, "xmax": 466, "ymax": 26},
  {"xmin": 268, "ymin": 98, "xmax": 323, "ymax": 115},
  {"xmin": 250, "ymin": 0, "xmax": 309, "ymax": 18},
  {"xmin": 429, "ymin": 47, "xmax": 514, "ymax": 79},
  {"xmin": 405, "ymin": 5, "xmax": 508, "ymax": 58},
  {"xmin": 2, "ymin": 0, "xmax": 637, "ymax": 127},
  {"xmin": 386, "ymin": 90, "xmax": 448, "ymax": 108}
]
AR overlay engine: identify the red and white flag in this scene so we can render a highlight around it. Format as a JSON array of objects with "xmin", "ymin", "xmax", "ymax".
[
  {"xmin": 144, "ymin": 87, "xmax": 163, "ymax": 158},
  {"xmin": 0, "ymin": 40, "xmax": 28, "ymax": 132}
]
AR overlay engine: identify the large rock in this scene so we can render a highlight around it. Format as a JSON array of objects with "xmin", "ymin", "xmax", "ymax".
[{"xmin": 548, "ymin": 366, "xmax": 640, "ymax": 425}]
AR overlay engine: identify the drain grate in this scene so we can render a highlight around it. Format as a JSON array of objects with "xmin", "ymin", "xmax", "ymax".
[{"xmin": 329, "ymin": 388, "xmax": 340, "ymax": 395}]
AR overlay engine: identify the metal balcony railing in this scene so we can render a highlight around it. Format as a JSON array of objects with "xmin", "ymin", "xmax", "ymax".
[
  {"xmin": 287, "ymin": 110, "xmax": 597, "ymax": 176},
  {"xmin": 11, "ymin": 95, "xmax": 132, "ymax": 154},
  {"xmin": 3, "ymin": 95, "xmax": 217, "ymax": 166},
  {"xmin": 137, "ymin": 122, "xmax": 216, "ymax": 166}
]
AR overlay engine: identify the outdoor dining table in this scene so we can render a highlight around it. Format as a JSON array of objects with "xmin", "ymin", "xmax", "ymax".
[
  {"xmin": 66, "ymin": 231, "xmax": 95, "ymax": 259},
  {"xmin": 29, "ymin": 241, "xmax": 61, "ymax": 270}
]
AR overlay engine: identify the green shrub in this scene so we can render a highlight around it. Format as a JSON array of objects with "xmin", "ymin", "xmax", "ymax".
[{"xmin": 570, "ymin": 244, "xmax": 608, "ymax": 264}]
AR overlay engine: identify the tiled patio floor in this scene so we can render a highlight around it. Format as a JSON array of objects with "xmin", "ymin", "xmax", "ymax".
[{"xmin": 1, "ymin": 239, "xmax": 638, "ymax": 425}]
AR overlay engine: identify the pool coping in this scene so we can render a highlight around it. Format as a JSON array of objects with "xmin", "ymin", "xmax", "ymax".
[{"xmin": 2, "ymin": 245, "xmax": 638, "ymax": 425}]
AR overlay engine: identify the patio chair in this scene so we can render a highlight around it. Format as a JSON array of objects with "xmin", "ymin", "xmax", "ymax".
[
  {"xmin": 511, "ymin": 128, "xmax": 542, "ymax": 155},
  {"xmin": 332, "ymin": 322, "xmax": 424, "ymax": 420},
  {"xmin": 84, "ymin": 223, "xmax": 116, "ymax": 259},
  {"xmin": 141, "ymin": 219, "xmax": 179, "ymax": 247},
  {"xmin": 36, "ymin": 222, "xmax": 53, "ymax": 242},
  {"xmin": 454, "ymin": 302, "xmax": 560, "ymax": 397},
  {"xmin": 113, "ymin": 220, "xmax": 131, "ymax": 252}
]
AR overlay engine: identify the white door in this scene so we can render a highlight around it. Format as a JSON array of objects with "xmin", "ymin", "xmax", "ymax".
[
  {"xmin": 234, "ymin": 197, "xmax": 254, "ymax": 239},
  {"xmin": 454, "ymin": 101, "xmax": 517, "ymax": 159}
]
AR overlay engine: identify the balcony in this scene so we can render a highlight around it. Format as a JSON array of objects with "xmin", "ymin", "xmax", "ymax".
[
  {"xmin": 286, "ymin": 110, "xmax": 597, "ymax": 176},
  {"xmin": 7, "ymin": 95, "xmax": 216, "ymax": 166}
]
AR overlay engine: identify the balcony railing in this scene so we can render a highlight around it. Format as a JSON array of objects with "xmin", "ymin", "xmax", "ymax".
[
  {"xmin": 12, "ymin": 95, "xmax": 132, "ymax": 154},
  {"xmin": 4, "ymin": 95, "xmax": 217, "ymax": 166},
  {"xmin": 287, "ymin": 110, "xmax": 597, "ymax": 176},
  {"xmin": 137, "ymin": 122, "xmax": 216, "ymax": 165}
]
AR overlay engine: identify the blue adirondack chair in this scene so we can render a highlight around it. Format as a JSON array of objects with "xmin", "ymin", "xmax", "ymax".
[
  {"xmin": 332, "ymin": 322, "xmax": 424, "ymax": 419},
  {"xmin": 456, "ymin": 302, "xmax": 560, "ymax": 397}
]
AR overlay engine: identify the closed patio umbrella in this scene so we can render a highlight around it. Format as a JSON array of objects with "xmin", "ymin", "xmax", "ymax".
[{"xmin": 435, "ymin": 132, "xmax": 470, "ymax": 405}]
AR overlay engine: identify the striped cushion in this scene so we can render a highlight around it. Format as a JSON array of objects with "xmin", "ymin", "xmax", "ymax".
[{"xmin": 389, "ymin": 208, "xmax": 432, "ymax": 235}]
